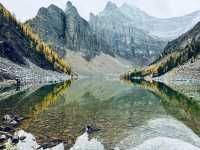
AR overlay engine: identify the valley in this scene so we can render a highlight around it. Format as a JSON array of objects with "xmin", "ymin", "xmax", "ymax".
[{"xmin": 1, "ymin": 1, "xmax": 200, "ymax": 150}]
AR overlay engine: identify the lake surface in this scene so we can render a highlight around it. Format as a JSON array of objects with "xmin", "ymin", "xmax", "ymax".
[{"xmin": 0, "ymin": 78, "xmax": 200, "ymax": 149}]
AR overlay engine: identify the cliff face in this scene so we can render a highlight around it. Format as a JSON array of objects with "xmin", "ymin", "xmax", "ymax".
[
  {"xmin": 0, "ymin": 4, "xmax": 70, "ymax": 83},
  {"xmin": 89, "ymin": 2, "xmax": 166, "ymax": 65},
  {"xmin": 27, "ymin": 2, "xmax": 113, "ymax": 60},
  {"xmin": 27, "ymin": 1, "xmax": 167, "ymax": 66}
]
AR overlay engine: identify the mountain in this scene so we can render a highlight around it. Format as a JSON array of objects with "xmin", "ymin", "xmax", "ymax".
[
  {"xmin": 125, "ymin": 21, "xmax": 200, "ymax": 80},
  {"xmin": 118, "ymin": 3, "xmax": 200, "ymax": 40},
  {"xmin": 27, "ymin": 1, "xmax": 167, "ymax": 68},
  {"xmin": 27, "ymin": 2, "xmax": 113, "ymax": 60},
  {"xmin": 89, "ymin": 1, "xmax": 166, "ymax": 66},
  {"xmin": 0, "ymin": 3, "xmax": 71, "ymax": 84}
]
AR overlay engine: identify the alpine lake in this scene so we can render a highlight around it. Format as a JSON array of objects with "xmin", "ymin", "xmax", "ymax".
[{"xmin": 1, "ymin": 77, "xmax": 200, "ymax": 149}]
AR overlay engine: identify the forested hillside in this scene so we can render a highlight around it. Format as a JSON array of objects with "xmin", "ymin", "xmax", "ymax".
[
  {"xmin": 125, "ymin": 21, "xmax": 200, "ymax": 78},
  {"xmin": 0, "ymin": 3, "xmax": 71, "ymax": 83}
]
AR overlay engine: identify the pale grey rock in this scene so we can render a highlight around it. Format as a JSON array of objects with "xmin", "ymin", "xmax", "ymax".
[
  {"xmin": 27, "ymin": 2, "xmax": 112, "ymax": 60},
  {"xmin": 89, "ymin": 1, "xmax": 166, "ymax": 65}
]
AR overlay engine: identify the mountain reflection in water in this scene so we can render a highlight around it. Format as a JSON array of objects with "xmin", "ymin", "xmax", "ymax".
[{"xmin": 0, "ymin": 78, "xmax": 200, "ymax": 149}]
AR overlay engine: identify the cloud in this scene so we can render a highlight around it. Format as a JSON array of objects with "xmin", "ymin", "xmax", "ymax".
[{"xmin": 129, "ymin": 0, "xmax": 200, "ymax": 18}]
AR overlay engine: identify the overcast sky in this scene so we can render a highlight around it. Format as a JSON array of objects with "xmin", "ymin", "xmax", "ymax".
[{"xmin": 1, "ymin": 0, "xmax": 200, "ymax": 21}]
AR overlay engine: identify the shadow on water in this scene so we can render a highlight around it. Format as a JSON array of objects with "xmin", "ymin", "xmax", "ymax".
[{"xmin": 129, "ymin": 79, "xmax": 200, "ymax": 136}]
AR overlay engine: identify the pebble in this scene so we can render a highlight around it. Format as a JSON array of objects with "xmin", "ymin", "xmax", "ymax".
[
  {"xmin": 0, "ymin": 144, "xmax": 5, "ymax": 149},
  {"xmin": 0, "ymin": 135, "xmax": 6, "ymax": 142},
  {"xmin": 86, "ymin": 125, "xmax": 101, "ymax": 134},
  {"xmin": 19, "ymin": 136, "xmax": 26, "ymax": 141},
  {"xmin": 3, "ymin": 115, "xmax": 12, "ymax": 122},
  {"xmin": 14, "ymin": 116, "xmax": 25, "ymax": 123},
  {"xmin": 38, "ymin": 142, "xmax": 58, "ymax": 149},
  {"xmin": 12, "ymin": 135, "xmax": 19, "ymax": 144},
  {"xmin": 0, "ymin": 126, "xmax": 14, "ymax": 132},
  {"xmin": 2, "ymin": 114, "xmax": 28, "ymax": 129},
  {"xmin": 9, "ymin": 120, "xmax": 18, "ymax": 127}
]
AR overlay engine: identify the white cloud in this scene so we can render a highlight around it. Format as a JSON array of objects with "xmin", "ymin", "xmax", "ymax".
[
  {"xmin": 130, "ymin": 0, "xmax": 200, "ymax": 18},
  {"xmin": 0, "ymin": 0, "xmax": 200, "ymax": 21}
]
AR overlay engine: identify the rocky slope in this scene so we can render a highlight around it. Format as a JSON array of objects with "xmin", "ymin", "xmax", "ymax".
[
  {"xmin": 27, "ymin": 2, "xmax": 113, "ymax": 60},
  {"xmin": 126, "ymin": 21, "xmax": 200, "ymax": 80},
  {"xmin": 0, "ymin": 3, "xmax": 70, "ymax": 84},
  {"xmin": 64, "ymin": 50, "xmax": 132, "ymax": 76},
  {"xmin": 118, "ymin": 2, "xmax": 200, "ymax": 40},
  {"xmin": 89, "ymin": 2, "xmax": 166, "ymax": 65},
  {"xmin": 155, "ymin": 22, "xmax": 200, "ymax": 80},
  {"xmin": 158, "ymin": 54, "xmax": 200, "ymax": 83}
]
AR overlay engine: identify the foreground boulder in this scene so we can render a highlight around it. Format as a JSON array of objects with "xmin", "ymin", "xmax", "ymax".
[{"xmin": 4, "ymin": 130, "xmax": 64, "ymax": 150}]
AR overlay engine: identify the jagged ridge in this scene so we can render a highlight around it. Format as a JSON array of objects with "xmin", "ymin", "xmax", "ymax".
[{"xmin": 26, "ymin": 2, "xmax": 113, "ymax": 60}]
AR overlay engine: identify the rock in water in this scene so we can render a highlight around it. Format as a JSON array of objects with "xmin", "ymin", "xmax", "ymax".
[
  {"xmin": 70, "ymin": 132, "xmax": 104, "ymax": 150},
  {"xmin": 86, "ymin": 125, "xmax": 101, "ymax": 134},
  {"xmin": 0, "ymin": 135, "xmax": 6, "ymax": 142},
  {"xmin": 19, "ymin": 136, "xmax": 26, "ymax": 141},
  {"xmin": 3, "ymin": 115, "xmax": 12, "ymax": 122},
  {"xmin": 8, "ymin": 130, "xmax": 65, "ymax": 150},
  {"xmin": 9, "ymin": 120, "xmax": 18, "ymax": 127},
  {"xmin": 0, "ymin": 144, "xmax": 5, "ymax": 149},
  {"xmin": 12, "ymin": 135, "xmax": 19, "ymax": 144},
  {"xmin": 0, "ymin": 126, "xmax": 14, "ymax": 132}
]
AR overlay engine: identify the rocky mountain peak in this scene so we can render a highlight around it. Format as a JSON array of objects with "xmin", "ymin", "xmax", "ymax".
[
  {"xmin": 65, "ymin": 1, "xmax": 79, "ymax": 17},
  {"xmin": 120, "ymin": 2, "xmax": 150, "ymax": 18},
  {"xmin": 121, "ymin": 3, "xmax": 130, "ymax": 9},
  {"xmin": 37, "ymin": 4, "xmax": 62, "ymax": 17},
  {"xmin": 37, "ymin": 7, "xmax": 48, "ymax": 16},
  {"xmin": 47, "ymin": 4, "xmax": 64, "ymax": 15},
  {"xmin": 48, "ymin": 4, "xmax": 58, "ymax": 9},
  {"xmin": 90, "ymin": 12, "xmax": 95, "ymax": 18},
  {"xmin": 104, "ymin": 1, "xmax": 118, "ymax": 11},
  {"xmin": 89, "ymin": 12, "xmax": 96, "ymax": 20},
  {"xmin": 66, "ymin": 1, "xmax": 73, "ymax": 9}
]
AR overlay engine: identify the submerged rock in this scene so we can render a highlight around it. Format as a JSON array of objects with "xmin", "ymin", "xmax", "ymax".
[
  {"xmin": 116, "ymin": 117, "xmax": 200, "ymax": 150},
  {"xmin": 0, "ymin": 144, "xmax": 5, "ymax": 149},
  {"xmin": 129, "ymin": 137, "xmax": 200, "ymax": 150},
  {"xmin": 3, "ymin": 130, "xmax": 65, "ymax": 150},
  {"xmin": 3, "ymin": 115, "xmax": 12, "ymax": 122},
  {"xmin": 86, "ymin": 125, "xmax": 101, "ymax": 134},
  {"xmin": 0, "ymin": 126, "xmax": 14, "ymax": 132},
  {"xmin": 2, "ymin": 114, "xmax": 28, "ymax": 128}
]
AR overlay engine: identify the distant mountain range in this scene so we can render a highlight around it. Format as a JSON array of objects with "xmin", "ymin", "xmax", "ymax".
[
  {"xmin": 27, "ymin": 1, "xmax": 200, "ymax": 68},
  {"xmin": 95, "ymin": 2, "xmax": 200, "ymax": 40},
  {"xmin": 89, "ymin": 1, "xmax": 167, "ymax": 65},
  {"xmin": 27, "ymin": 1, "xmax": 167, "ymax": 67}
]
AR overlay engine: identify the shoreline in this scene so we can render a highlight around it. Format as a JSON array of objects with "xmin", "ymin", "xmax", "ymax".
[{"xmin": 0, "ymin": 78, "xmax": 71, "ymax": 101}]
